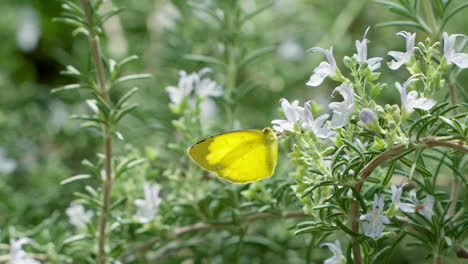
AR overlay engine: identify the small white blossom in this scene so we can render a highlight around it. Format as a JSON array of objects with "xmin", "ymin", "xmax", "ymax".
[
  {"xmin": 197, "ymin": 77, "xmax": 223, "ymax": 98},
  {"xmin": 272, "ymin": 98, "xmax": 304, "ymax": 132},
  {"xmin": 16, "ymin": 7, "xmax": 41, "ymax": 52},
  {"xmin": 443, "ymin": 32, "xmax": 468, "ymax": 69},
  {"xmin": 165, "ymin": 68, "xmax": 222, "ymax": 106},
  {"xmin": 390, "ymin": 184, "xmax": 415, "ymax": 213},
  {"xmin": 278, "ymin": 39, "xmax": 303, "ymax": 61},
  {"xmin": 354, "ymin": 27, "xmax": 382, "ymax": 71},
  {"xmin": 306, "ymin": 47, "xmax": 338, "ymax": 86},
  {"xmin": 134, "ymin": 183, "xmax": 162, "ymax": 224},
  {"xmin": 66, "ymin": 203, "xmax": 93, "ymax": 228},
  {"xmin": 10, "ymin": 238, "xmax": 41, "ymax": 264},
  {"xmin": 150, "ymin": 2, "xmax": 180, "ymax": 31},
  {"xmin": 360, "ymin": 194, "xmax": 390, "ymax": 239},
  {"xmin": 329, "ymin": 83, "xmax": 354, "ymax": 128},
  {"xmin": 0, "ymin": 148, "xmax": 17, "ymax": 174},
  {"xmin": 387, "ymin": 31, "xmax": 416, "ymax": 70},
  {"xmin": 320, "ymin": 240, "xmax": 345, "ymax": 264},
  {"xmin": 302, "ymin": 102, "xmax": 334, "ymax": 138},
  {"xmin": 410, "ymin": 191, "xmax": 434, "ymax": 219},
  {"xmin": 395, "ymin": 76, "xmax": 436, "ymax": 113}
]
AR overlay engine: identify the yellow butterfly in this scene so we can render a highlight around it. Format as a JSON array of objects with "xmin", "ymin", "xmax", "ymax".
[{"xmin": 188, "ymin": 128, "xmax": 278, "ymax": 183}]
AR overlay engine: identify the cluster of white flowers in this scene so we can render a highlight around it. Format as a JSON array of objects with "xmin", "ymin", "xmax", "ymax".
[
  {"xmin": 273, "ymin": 29, "xmax": 467, "ymax": 141},
  {"xmin": 66, "ymin": 203, "xmax": 93, "ymax": 228},
  {"xmin": 9, "ymin": 238, "xmax": 41, "ymax": 264},
  {"xmin": 165, "ymin": 68, "xmax": 223, "ymax": 106},
  {"xmin": 359, "ymin": 184, "xmax": 434, "ymax": 239},
  {"xmin": 271, "ymin": 98, "xmax": 334, "ymax": 138},
  {"xmin": 321, "ymin": 184, "xmax": 435, "ymax": 260},
  {"xmin": 134, "ymin": 183, "xmax": 162, "ymax": 224}
]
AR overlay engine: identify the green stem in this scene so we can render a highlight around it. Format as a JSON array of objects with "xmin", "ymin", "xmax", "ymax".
[
  {"xmin": 447, "ymin": 83, "xmax": 459, "ymax": 218},
  {"xmin": 79, "ymin": 1, "xmax": 113, "ymax": 264}
]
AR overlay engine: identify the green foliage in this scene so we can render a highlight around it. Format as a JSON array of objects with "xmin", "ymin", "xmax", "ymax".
[{"xmin": 0, "ymin": 0, "xmax": 467, "ymax": 264}]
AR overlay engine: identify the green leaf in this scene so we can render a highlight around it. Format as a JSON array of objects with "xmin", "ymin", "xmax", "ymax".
[
  {"xmin": 183, "ymin": 54, "xmax": 224, "ymax": 66},
  {"xmin": 443, "ymin": 2, "xmax": 468, "ymax": 25},
  {"xmin": 61, "ymin": 1, "xmax": 84, "ymax": 16},
  {"xmin": 241, "ymin": 1, "xmax": 274, "ymax": 25},
  {"xmin": 301, "ymin": 181, "xmax": 335, "ymax": 198},
  {"xmin": 62, "ymin": 234, "xmax": 91, "ymax": 246},
  {"xmin": 116, "ymin": 158, "xmax": 146, "ymax": 176},
  {"xmin": 342, "ymin": 139, "xmax": 365, "ymax": 160},
  {"xmin": 73, "ymin": 192, "xmax": 102, "ymax": 207},
  {"xmin": 118, "ymin": 55, "xmax": 139, "ymax": 67},
  {"xmin": 113, "ymin": 74, "xmax": 152, "ymax": 86},
  {"xmin": 60, "ymin": 174, "xmax": 91, "ymax": 185},
  {"xmin": 239, "ymin": 45, "xmax": 275, "ymax": 67},
  {"xmin": 408, "ymin": 114, "xmax": 433, "ymax": 137},
  {"xmin": 334, "ymin": 220, "xmax": 360, "ymax": 236},
  {"xmin": 51, "ymin": 84, "xmax": 83, "ymax": 94},
  {"xmin": 112, "ymin": 104, "xmax": 137, "ymax": 124},
  {"xmin": 115, "ymin": 87, "xmax": 139, "ymax": 109},
  {"xmin": 71, "ymin": 114, "xmax": 106, "ymax": 124},
  {"xmin": 399, "ymin": 157, "xmax": 432, "ymax": 177},
  {"xmin": 376, "ymin": 21, "xmax": 430, "ymax": 33},
  {"xmin": 53, "ymin": 17, "xmax": 86, "ymax": 28},
  {"xmin": 99, "ymin": 8, "xmax": 124, "ymax": 26},
  {"xmin": 382, "ymin": 162, "xmax": 396, "ymax": 186}
]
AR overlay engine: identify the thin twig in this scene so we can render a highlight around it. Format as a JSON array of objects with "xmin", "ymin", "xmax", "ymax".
[
  {"xmin": 0, "ymin": 253, "xmax": 47, "ymax": 262},
  {"xmin": 119, "ymin": 211, "xmax": 307, "ymax": 260},
  {"xmin": 79, "ymin": 1, "xmax": 113, "ymax": 264},
  {"xmin": 350, "ymin": 136, "xmax": 467, "ymax": 264},
  {"xmin": 447, "ymin": 83, "xmax": 460, "ymax": 219}
]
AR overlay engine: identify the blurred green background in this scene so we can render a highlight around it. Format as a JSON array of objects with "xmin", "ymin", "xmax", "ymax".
[{"xmin": 0, "ymin": 0, "xmax": 466, "ymax": 263}]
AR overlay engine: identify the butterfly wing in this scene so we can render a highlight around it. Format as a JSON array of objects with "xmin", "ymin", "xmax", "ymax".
[{"xmin": 188, "ymin": 129, "xmax": 278, "ymax": 183}]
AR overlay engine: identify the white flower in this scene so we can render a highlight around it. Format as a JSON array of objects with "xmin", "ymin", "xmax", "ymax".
[
  {"xmin": 197, "ymin": 77, "xmax": 223, "ymax": 98},
  {"xmin": 272, "ymin": 98, "xmax": 304, "ymax": 132},
  {"xmin": 395, "ymin": 76, "xmax": 436, "ymax": 113},
  {"xmin": 320, "ymin": 240, "xmax": 345, "ymax": 264},
  {"xmin": 390, "ymin": 184, "xmax": 415, "ymax": 213},
  {"xmin": 443, "ymin": 32, "xmax": 468, "ymax": 69},
  {"xmin": 306, "ymin": 47, "xmax": 338, "ymax": 86},
  {"xmin": 354, "ymin": 26, "xmax": 382, "ymax": 71},
  {"xmin": 328, "ymin": 83, "xmax": 354, "ymax": 128},
  {"xmin": 151, "ymin": 1, "xmax": 180, "ymax": 31},
  {"xmin": 165, "ymin": 68, "xmax": 222, "ymax": 106},
  {"xmin": 302, "ymin": 102, "xmax": 334, "ymax": 138},
  {"xmin": 360, "ymin": 194, "xmax": 390, "ymax": 239},
  {"xmin": 410, "ymin": 191, "xmax": 434, "ymax": 219},
  {"xmin": 387, "ymin": 31, "xmax": 416, "ymax": 70},
  {"xmin": 278, "ymin": 39, "xmax": 303, "ymax": 61},
  {"xmin": 10, "ymin": 238, "xmax": 41, "ymax": 264},
  {"xmin": 134, "ymin": 183, "xmax": 162, "ymax": 224},
  {"xmin": 16, "ymin": 7, "xmax": 41, "ymax": 52},
  {"xmin": 65, "ymin": 203, "xmax": 93, "ymax": 228},
  {"xmin": 166, "ymin": 71, "xmax": 196, "ymax": 105},
  {"xmin": 0, "ymin": 148, "xmax": 17, "ymax": 174}
]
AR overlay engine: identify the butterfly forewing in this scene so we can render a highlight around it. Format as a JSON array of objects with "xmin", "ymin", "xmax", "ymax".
[{"xmin": 188, "ymin": 129, "xmax": 278, "ymax": 183}]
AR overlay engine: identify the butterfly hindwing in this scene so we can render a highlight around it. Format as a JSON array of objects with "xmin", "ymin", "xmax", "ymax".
[{"xmin": 188, "ymin": 129, "xmax": 278, "ymax": 183}]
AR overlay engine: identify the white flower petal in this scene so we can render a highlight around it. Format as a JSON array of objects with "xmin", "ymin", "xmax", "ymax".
[
  {"xmin": 367, "ymin": 57, "xmax": 383, "ymax": 71},
  {"xmin": 399, "ymin": 203, "xmax": 416, "ymax": 213},
  {"xmin": 410, "ymin": 98, "xmax": 436, "ymax": 110},
  {"xmin": 306, "ymin": 61, "xmax": 332, "ymax": 86},
  {"xmin": 135, "ymin": 183, "xmax": 162, "ymax": 224},
  {"xmin": 452, "ymin": 53, "xmax": 468, "ymax": 69}
]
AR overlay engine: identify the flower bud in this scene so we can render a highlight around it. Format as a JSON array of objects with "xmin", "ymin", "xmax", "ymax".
[
  {"xmin": 360, "ymin": 108, "xmax": 375, "ymax": 124},
  {"xmin": 343, "ymin": 56, "xmax": 356, "ymax": 69}
]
